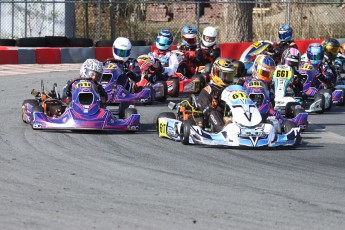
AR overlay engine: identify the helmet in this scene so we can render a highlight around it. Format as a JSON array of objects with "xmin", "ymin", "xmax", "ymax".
[
  {"xmin": 212, "ymin": 57, "xmax": 235, "ymax": 87},
  {"xmin": 281, "ymin": 47, "xmax": 301, "ymax": 70},
  {"xmin": 322, "ymin": 38, "xmax": 340, "ymax": 59},
  {"xmin": 181, "ymin": 25, "xmax": 198, "ymax": 48},
  {"xmin": 201, "ymin": 26, "xmax": 217, "ymax": 47},
  {"xmin": 137, "ymin": 54, "xmax": 155, "ymax": 74},
  {"xmin": 80, "ymin": 59, "xmax": 103, "ymax": 81},
  {"xmin": 156, "ymin": 30, "xmax": 173, "ymax": 51},
  {"xmin": 340, "ymin": 43, "xmax": 345, "ymax": 54},
  {"xmin": 278, "ymin": 24, "xmax": 293, "ymax": 42},
  {"xmin": 112, "ymin": 37, "xmax": 132, "ymax": 62},
  {"xmin": 252, "ymin": 55, "xmax": 275, "ymax": 83},
  {"xmin": 307, "ymin": 43, "xmax": 324, "ymax": 67}
]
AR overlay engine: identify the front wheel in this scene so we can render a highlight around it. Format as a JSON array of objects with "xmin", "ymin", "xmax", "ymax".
[
  {"xmin": 314, "ymin": 93, "xmax": 325, "ymax": 114},
  {"xmin": 283, "ymin": 120, "xmax": 296, "ymax": 134}
]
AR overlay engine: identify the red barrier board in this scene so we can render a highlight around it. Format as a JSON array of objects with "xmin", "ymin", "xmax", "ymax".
[
  {"xmin": 0, "ymin": 50, "xmax": 18, "ymax": 64},
  {"xmin": 95, "ymin": 47, "xmax": 113, "ymax": 62},
  {"xmin": 36, "ymin": 48, "xmax": 61, "ymax": 64}
]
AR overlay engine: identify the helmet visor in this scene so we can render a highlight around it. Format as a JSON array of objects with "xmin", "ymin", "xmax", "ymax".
[
  {"xmin": 203, "ymin": 35, "xmax": 216, "ymax": 43},
  {"xmin": 309, "ymin": 53, "xmax": 322, "ymax": 61},
  {"xmin": 257, "ymin": 68, "xmax": 273, "ymax": 79},
  {"xmin": 219, "ymin": 71, "xmax": 235, "ymax": 84},
  {"xmin": 325, "ymin": 45, "xmax": 339, "ymax": 57},
  {"xmin": 114, "ymin": 48, "xmax": 130, "ymax": 58},
  {"xmin": 183, "ymin": 36, "xmax": 197, "ymax": 45},
  {"xmin": 284, "ymin": 59, "xmax": 299, "ymax": 69}
]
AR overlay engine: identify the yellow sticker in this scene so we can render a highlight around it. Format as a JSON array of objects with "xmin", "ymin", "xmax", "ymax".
[
  {"xmin": 252, "ymin": 41, "xmax": 263, "ymax": 49},
  {"xmin": 248, "ymin": 80, "xmax": 264, "ymax": 88},
  {"xmin": 229, "ymin": 91, "xmax": 248, "ymax": 100},
  {"xmin": 274, "ymin": 69, "xmax": 293, "ymax": 79},
  {"xmin": 107, "ymin": 63, "xmax": 118, "ymax": 69},
  {"xmin": 76, "ymin": 82, "xmax": 91, "ymax": 88},
  {"xmin": 158, "ymin": 119, "xmax": 168, "ymax": 137}
]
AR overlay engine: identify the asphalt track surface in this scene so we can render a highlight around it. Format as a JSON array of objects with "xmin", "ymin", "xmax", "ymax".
[{"xmin": 1, "ymin": 68, "xmax": 345, "ymax": 230}]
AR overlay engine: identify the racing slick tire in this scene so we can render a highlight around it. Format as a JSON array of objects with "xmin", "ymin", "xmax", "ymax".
[
  {"xmin": 334, "ymin": 88, "xmax": 345, "ymax": 106},
  {"xmin": 180, "ymin": 119, "xmax": 196, "ymax": 145},
  {"xmin": 170, "ymin": 78, "xmax": 179, "ymax": 98},
  {"xmin": 283, "ymin": 120, "xmax": 297, "ymax": 134},
  {"xmin": 118, "ymin": 102, "xmax": 130, "ymax": 119},
  {"xmin": 124, "ymin": 108, "xmax": 138, "ymax": 119},
  {"xmin": 195, "ymin": 75, "xmax": 206, "ymax": 94},
  {"xmin": 318, "ymin": 89, "xmax": 332, "ymax": 111},
  {"xmin": 22, "ymin": 99, "xmax": 39, "ymax": 123},
  {"xmin": 285, "ymin": 102, "xmax": 300, "ymax": 118},
  {"xmin": 314, "ymin": 93, "xmax": 326, "ymax": 114},
  {"xmin": 143, "ymin": 86, "xmax": 153, "ymax": 105},
  {"xmin": 155, "ymin": 81, "xmax": 168, "ymax": 102},
  {"xmin": 156, "ymin": 112, "xmax": 176, "ymax": 134}
]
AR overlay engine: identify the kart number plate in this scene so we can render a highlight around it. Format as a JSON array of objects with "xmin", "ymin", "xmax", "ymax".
[
  {"xmin": 240, "ymin": 128, "xmax": 264, "ymax": 137},
  {"xmin": 158, "ymin": 119, "xmax": 168, "ymax": 137},
  {"xmin": 248, "ymin": 80, "xmax": 264, "ymax": 88},
  {"xmin": 76, "ymin": 82, "xmax": 91, "ymax": 88},
  {"xmin": 252, "ymin": 41, "xmax": 263, "ymax": 48},
  {"xmin": 274, "ymin": 69, "xmax": 292, "ymax": 80},
  {"xmin": 229, "ymin": 92, "xmax": 248, "ymax": 100}
]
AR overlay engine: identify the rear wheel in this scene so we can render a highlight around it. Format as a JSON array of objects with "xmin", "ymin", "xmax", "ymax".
[
  {"xmin": 180, "ymin": 120, "xmax": 192, "ymax": 145},
  {"xmin": 170, "ymin": 78, "xmax": 179, "ymax": 97},
  {"xmin": 283, "ymin": 120, "xmax": 296, "ymax": 134},
  {"xmin": 118, "ymin": 102, "xmax": 130, "ymax": 119},
  {"xmin": 195, "ymin": 75, "xmax": 206, "ymax": 94},
  {"xmin": 124, "ymin": 108, "xmax": 138, "ymax": 119},
  {"xmin": 314, "ymin": 93, "xmax": 325, "ymax": 114},
  {"xmin": 155, "ymin": 81, "xmax": 168, "ymax": 102},
  {"xmin": 285, "ymin": 102, "xmax": 300, "ymax": 118},
  {"xmin": 318, "ymin": 89, "xmax": 332, "ymax": 111}
]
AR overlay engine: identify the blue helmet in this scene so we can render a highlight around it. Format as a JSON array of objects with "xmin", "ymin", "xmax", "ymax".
[
  {"xmin": 278, "ymin": 24, "xmax": 293, "ymax": 42},
  {"xmin": 156, "ymin": 30, "xmax": 173, "ymax": 51},
  {"xmin": 181, "ymin": 25, "xmax": 198, "ymax": 48},
  {"xmin": 307, "ymin": 43, "xmax": 324, "ymax": 67}
]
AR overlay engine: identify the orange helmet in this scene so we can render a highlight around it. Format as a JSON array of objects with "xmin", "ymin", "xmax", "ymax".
[{"xmin": 252, "ymin": 55, "xmax": 276, "ymax": 83}]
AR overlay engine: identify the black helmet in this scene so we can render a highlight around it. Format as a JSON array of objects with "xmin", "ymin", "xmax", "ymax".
[{"xmin": 322, "ymin": 38, "xmax": 340, "ymax": 59}]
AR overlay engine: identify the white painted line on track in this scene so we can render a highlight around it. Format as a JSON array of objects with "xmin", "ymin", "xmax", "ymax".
[{"xmin": 0, "ymin": 64, "xmax": 80, "ymax": 76}]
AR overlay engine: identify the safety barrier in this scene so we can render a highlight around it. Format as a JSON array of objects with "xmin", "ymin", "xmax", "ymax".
[{"xmin": 0, "ymin": 39, "xmax": 328, "ymax": 65}]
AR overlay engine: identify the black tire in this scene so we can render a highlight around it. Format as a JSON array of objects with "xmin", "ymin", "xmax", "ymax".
[
  {"xmin": 293, "ymin": 107, "xmax": 306, "ymax": 117},
  {"xmin": 143, "ymin": 86, "xmax": 153, "ymax": 105},
  {"xmin": 45, "ymin": 36, "xmax": 69, "ymax": 47},
  {"xmin": 155, "ymin": 81, "xmax": 168, "ymax": 102},
  {"xmin": 156, "ymin": 112, "xmax": 176, "ymax": 134},
  {"xmin": 285, "ymin": 102, "xmax": 300, "ymax": 118},
  {"xmin": 124, "ymin": 108, "xmax": 138, "ymax": 119},
  {"xmin": 314, "ymin": 93, "xmax": 325, "ymax": 114},
  {"xmin": 318, "ymin": 89, "xmax": 332, "ymax": 111},
  {"xmin": 283, "ymin": 120, "xmax": 296, "ymax": 134},
  {"xmin": 195, "ymin": 75, "xmax": 206, "ymax": 94},
  {"xmin": 170, "ymin": 78, "xmax": 179, "ymax": 98},
  {"xmin": 118, "ymin": 102, "xmax": 130, "ymax": 119},
  {"xmin": 16, "ymin": 37, "xmax": 47, "ymax": 47},
  {"xmin": 22, "ymin": 99, "xmax": 39, "ymax": 123},
  {"xmin": 95, "ymin": 40, "xmax": 113, "ymax": 47},
  {"xmin": 0, "ymin": 39, "xmax": 16, "ymax": 46},
  {"xmin": 131, "ymin": 40, "xmax": 146, "ymax": 46},
  {"xmin": 181, "ymin": 120, "xmax": 195, "ymax": 145},
  {"xmin": 68, "ymin": 38, "xmax": 93, "ymax": 47}
]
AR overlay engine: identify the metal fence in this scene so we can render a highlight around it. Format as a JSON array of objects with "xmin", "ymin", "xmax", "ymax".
[{"xmin": 1, "ymin": 0, "xmax": 345, "ymax": 44}]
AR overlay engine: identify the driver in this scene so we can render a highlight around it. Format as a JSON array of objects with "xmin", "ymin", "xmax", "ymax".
[
  {"xmin": 64, "ymin": 59, "xmax": 108, "ymax": 106},
  {"xmin": 197, "ymin": 57, "xmax": 236, "ymax": 133}
]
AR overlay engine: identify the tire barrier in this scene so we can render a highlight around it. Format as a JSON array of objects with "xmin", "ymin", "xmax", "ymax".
[{"xmin": 0, "ymin": 39, "xmax": 336, "ymax": 64}]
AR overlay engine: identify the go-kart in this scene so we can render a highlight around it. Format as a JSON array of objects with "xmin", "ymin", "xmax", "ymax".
[
  {"xmin": 244, "ymin": 78, "xmax": 308, "ymax": 130},
  {"xmin": 166, "ymin": 50, "xmax": 207, "ymax": 97},
  {"xmin": 101, "ymin": 61, "xmax": 153, "ymax": 105},
  {"xmin": 22, "ymin": 79, "xmax": 140, "ymax": 131},
  {"xmin": 157, "ymin": 85, "xmax": 301, "ymax": 148},
  {"xmin": 273, "ymin": 64, "xmax": 334, "ymax": 114}
]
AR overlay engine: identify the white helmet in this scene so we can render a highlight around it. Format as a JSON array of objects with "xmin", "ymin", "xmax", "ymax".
[
  {"xmin": 112, "ymin": 37, "xmax": 132, "ymax": 61},
  {"xmin": 80, "ymin": 59, "xmax": 103, "ymax": 81},
  {"xmin": 202, "ymin": 26, "xmax": 217, "ymax": 47}
]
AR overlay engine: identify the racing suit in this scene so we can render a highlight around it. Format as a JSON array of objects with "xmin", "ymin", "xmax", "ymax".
[
  {"xmin": 197, "ymin": 83, "xmax": 226, "ymax": 133},
  {"xmin": 148, "ymin": 48, "xmax": 179, "ymax": 79}
]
